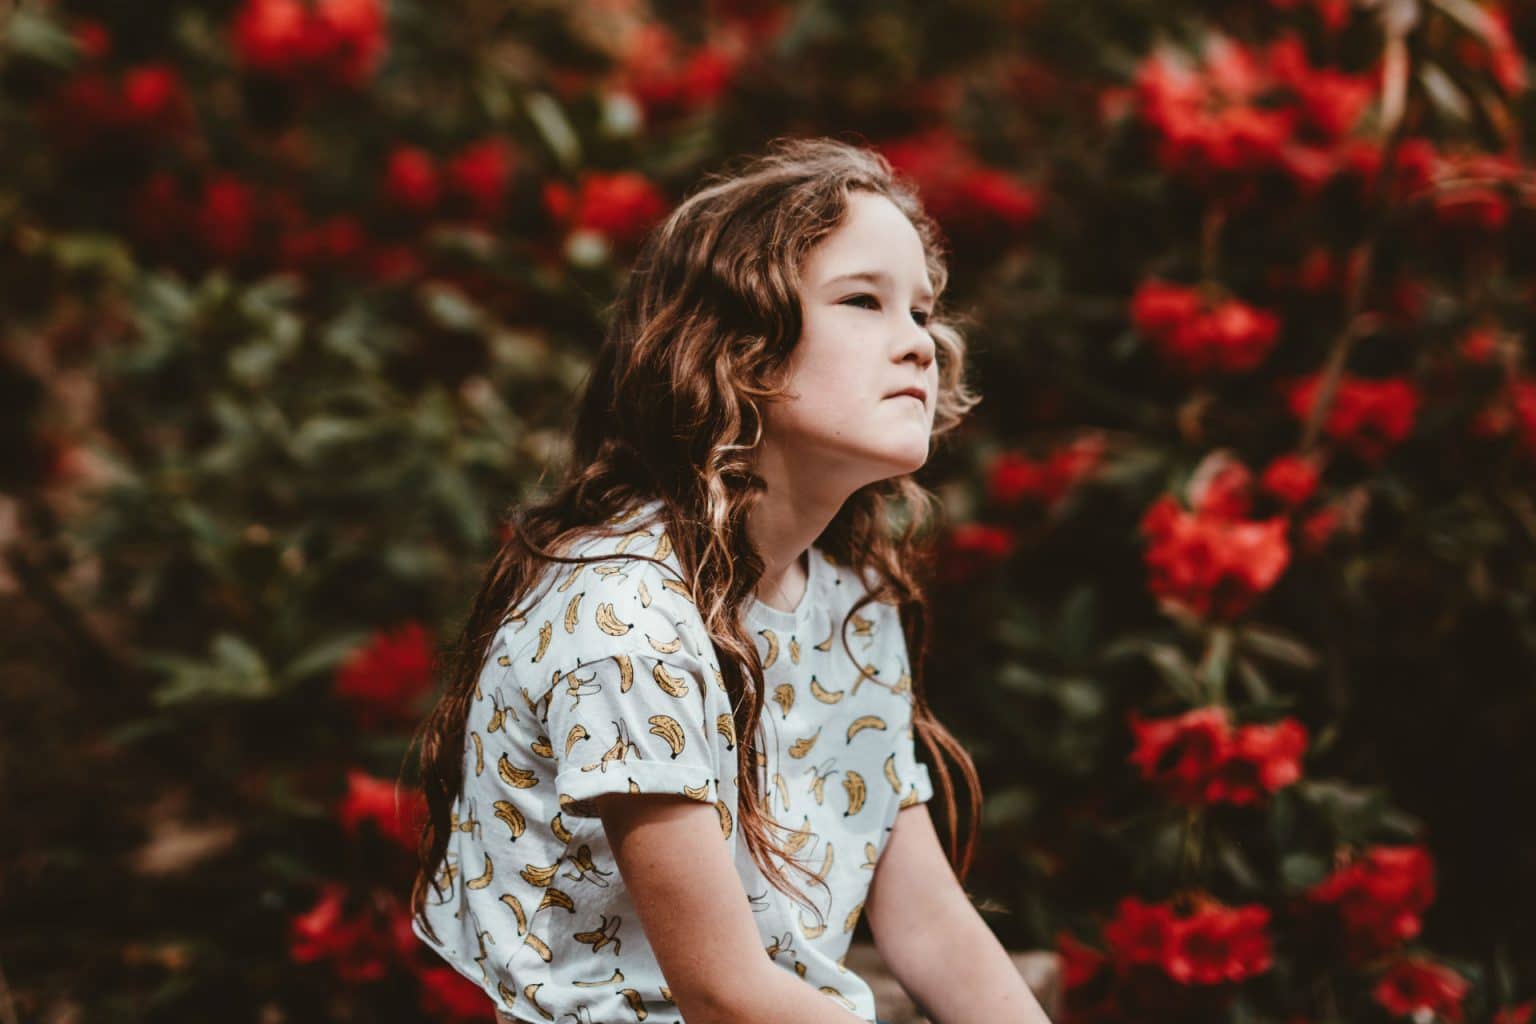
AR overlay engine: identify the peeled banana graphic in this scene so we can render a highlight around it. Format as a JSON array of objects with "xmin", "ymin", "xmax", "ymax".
[
  {"xmin": 771, "ymin": 772, "xmax": 790, "ymax": 813},
  {"xmin": 557, "ymin": 564, "xmax": 584, "ymax": 593},
  {"xmin": 844, "ymin": 900, "xmax": 864, "ymax": 933},
  {"xmin": 647, "ymin": 714, "xmax": 686, "ymax": 758},
  {"xmin": 466, "ymin": 852, "xmax": 494, "ymax": 890},
  {"xmin": 565, "ymin": 723, "xmax": 590, "ymax": 757},
  {"xmin": 646, "ymin": 632, "xmax": 682, "ymax": 654},
  {"xmin": 538, "ymin": 887, "xmax": 576, "ymax": 913},
  {"xmin": 520, "ymin": 860, "xmax": 560, "ymax": 887},
  {"xmin": 563, "ymin": 592, "xmax": 585, "ymax": 634},
  {"xmin": 573, "ymin": 912, "xmax": 623, "ymax": 954},
  {"xmin": 652, "ymin": 663, "xmax": 690, "ymax": 697},
  {"xmin": 760, "ymin": 628, "xmax": 779, "ymax": 669},
  {"xmin": 531, "ymin": 734, "xmax": 555, "ymax": 759},
  {"xmin": 497, "ymin": 980, "xmax": 518, "ymax": 1009},
  {"xmin": 883, "ymin": 752, "xmax": 902, "ymax": 793},
  {"xmin": 493, "ymin": 799, "xmax": 526, "ymax": 839},
  {"xmin": 716, "ymin": 713, "xmax": 736, "ymax": 750},
  {"xmin": 772, "ymin": 683, "xmax": 796, "ymax": 719},
  {"xmin": 532, "ymin": 620, "xmax": 552, "ymax": 662},
  {"xmin": 594, "ymin": 602, "xmax": 632, "ymax": 636},
  {"xmin": 715, "ymin": 799, "xmax": 734, "ymax": 839},
  {"xmin": 845, "ymin": 715, "xmax": 888, "ymax": 743},
  {"xmin": 788, "ymin": 726, "xmax": 822, "ymax": 759},
  {"xmin": 498, "ymin": 754, "xmax": 539, "ymax": 789},
  {"xmin": 789, "ymin": 637, "xmax": 801, "ymax": 664},
  {"xmin": 808, "ymin": 760, "xmax": 836, "ymax": 805},
  {"xmin": 842, "ymin": 770, "xmax": 867, "ymax": 817},
  {"xmin": 524, "ymin": 982, "xmax": 554, "ymax": 1021},
  {"xmin": 809, "ymin": 675, "xmax": 844, "ymax": 704},
  {"xmin": 615, "ymin": 653, "xmax": 634, "ymax": 692},
  {"xmin": 862, "ymin": 842, "xmax": 878, "ymax": 870},
  {"xmin": 850, "ymin": 611, "xmax": 874, "ymax": 636},
  {"xmin": 471, "ymin": 731, "xmax": 484, "ymax": 776},
  {"xmin": 637, "ymin": 580, "xmax": 652, "ymax": 608}
]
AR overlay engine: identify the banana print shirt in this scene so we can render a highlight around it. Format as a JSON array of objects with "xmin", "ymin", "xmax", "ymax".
[{"xmin": 412, "ymin": 500, "xmax": 934, "ymax": 1024}]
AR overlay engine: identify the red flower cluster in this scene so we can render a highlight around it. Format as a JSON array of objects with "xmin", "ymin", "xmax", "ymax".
[
  {"xmin": 934, "ymin": 522, "xmax": 1017, "ymax": 586},
  {"xmin": 879, "ymin": 129, "xmax": 1041, "ymax": 250},
  {"xmin": 1259, "ymin": 452, "xmax": 1321, "ymax": 507},
  {"xmin": 1139, "ymin": 493, "xmax": 1291, "ymax": 621},
  {"xmin": 1129, "ymin": 705, "xmax": 1308, "ymax": 806},
  {"xmin": 337, "ymin": 769, "xmax": 426, "ymax": 851},
  {"xmin": 614, "ymin": 22, "xmax": 744, "ymax": 123},
  {"xmin": 1281, "ymin": 372, "xmax": 1421, "ymax": 463},
  {"xmin": 1307, "ymin": 844, "xmax": 1436, "ymax": 958},
  {"xmin": 1133, "ymin": 32, "xmax": 1376, "ymax": 193},
  {"xmin": 543, "ymin": 171, "xmax": 669, "ymax": 254},
  {"xmin": 1373, "ymin": 956, "xmax": 1469, "ymax": 1023},
  {"xmin": 380, "ymin": 138, "xmax": 519, "ymax": 224},
  {"xmin": 987, "ymin": 434, "xmax": 1107, "ymax": 508},
  {"xmin": 44, "ymin": 63, "xmax": 194, "ymax": 152},
  {"xmin": 231, "ymin": 0, "xmax": 388, "ymax": 89},
  {"xmin": 1131, "ymin": 280, "xmax": 1281, "ymax": 375},
  {"xmin": 334, "ymin": 621, "xmax": 437, "ymax": 727}
]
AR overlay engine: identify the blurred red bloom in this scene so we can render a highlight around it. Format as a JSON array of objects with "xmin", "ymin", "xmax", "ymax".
[
  {"xmin": 1187, "ymin": 452, "xmax": 1254, "ymax": 520},
  {"xmin": 1139, "ymin": 495, "xmax": 1290, "ymax": 621},
  {"xmin": 197, "ymin": 174, "xmax": 260, "ymax": 262},
  {"xmin": 1131, "ymin": 280, "xmax": 1280, "ymax": 375},
  {"xmin": 1373, "ymin": 957, "xmax": 1468, "ymax": 1023},
  {"xmin": 447, "ymin": 138, "xmax": 516, "ymax": 222},
  {"xmin": 1495, "ymin": 1002, "xmax": 1535, "ymax": 1024},
  {"xmin": 1457, "ymin": 326, "xmax": 1501, "ymax": 366},
  {"xmin": 337, "ymin": 769, "xmax": 425, "ymax": 850},
  {"xmin": 1102, "ymin": 895, "xmax": 1273, "ymax": 985},
  {"xmin": 44, "ymin": 64, "xmax": 193, "ymax": 150},
  {"xmin": 232, "ymin": 0, "xmax": 388, "ymax": 89},
  {"xmin": 385, "ymin": 146, "xmax": 441, "ymax": 215},
  {"xmin": 1308, "ymin": 845, "xmax": 1436, "ymax": 958},
  {"xmin": 617, "ymin": 23, "xmax": 741, "ymax": 123},
  {"xmin": 417, "ymin": 965, "xmax": 491, "ymax": 1019},
  {"xmin": 879, "ymin": 128, "xmax": 1040, "ymax": 249},
  {"xmin": 1214, "ymin": 718, "xmax": 1308, "ymax": 805},
  {"xmin": 335, "ymin": 621, "xmax": 437, "ymax": 726},
  {"xmin": 545, "ymin": 171, "xmax": 668, "ymax": 251},
  {"xmin": 1259, "ymin": 453, "xmax": 1320, "ymax": 507},
  {"xmin": 289, "ymin": 883, "xmax": 398, "ymax": 983},
  {"xmin": 987, "ymin": 434, "xmax": 1105, "ymax": 508},
  {"xmin": 1282, "ymin": 373, "xmax": 1420, "ymax": 463},
  {"xmin": 72, "ymin": 19, "xmax": 112, "ymax": 61},
  {"xmin": 1129, "ymin": 707, "xmax": 1233, "ymax": 805},
  {"xmin": 934, "ymin": 522, "xmax": 1017, "ymax": 586}
]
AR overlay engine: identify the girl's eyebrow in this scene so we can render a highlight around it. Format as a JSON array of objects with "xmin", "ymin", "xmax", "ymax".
[{"xmin": 823, "ymin": 270, "xmax": 935, "ymax": 304}]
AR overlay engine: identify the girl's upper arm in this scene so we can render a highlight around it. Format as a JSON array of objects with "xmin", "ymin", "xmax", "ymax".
[{"xmin": 595, "ymin": 792, "xmax": 771, "ymax": 1023}]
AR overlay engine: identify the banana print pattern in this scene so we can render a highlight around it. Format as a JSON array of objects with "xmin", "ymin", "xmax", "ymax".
[{"xmin": 412, "ymin": 499, "xmax": 933, "ymax": 1024}]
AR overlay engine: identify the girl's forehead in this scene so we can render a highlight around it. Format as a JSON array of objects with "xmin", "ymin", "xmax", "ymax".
[{"xmin": 807, "ymin": 195, "xmax": 932, "ymax": 288}]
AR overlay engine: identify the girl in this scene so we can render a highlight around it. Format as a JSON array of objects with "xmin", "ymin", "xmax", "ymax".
[{"xmin": 410, "ymin": 137, "xmax": 1052, "ymax": 1024}]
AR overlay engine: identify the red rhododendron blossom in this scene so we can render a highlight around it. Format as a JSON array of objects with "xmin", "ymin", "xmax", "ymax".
[
  {"xmin": 1455, "ymin": 8, "xmax": 1527, "ymax": 96},
  {"xmin": 384, "ymin": 146, "xmax": 440, "ymax": 215},
  {"xmin": 879, "ymin": 129, "xmax": 1041, "ymax": 247},
  {"xmin": 934, "ymin": 522, "xmax": 1017, "ymax": 585},
  {"xmin": 1102, "ymin": 896, "xmax": 1273, "ymax": 985},
  {"xmin": 417, "ymin": 965, "xmax": 491, "ymax": 1019},
  {"xmin": 231, "ymin": 0, "xmax": 387, "ymax": 89},
  {"xmin": 334, "ymin": 621, "xmax": 436, "ymax": 725},
  {"xmin": 44, "ymin": 65, "xmax": 193, "ymax": 150},
  {"xmin": 280, "ymin": 214, "xmax": 367, "ymax": 273},
  {"xmin": 1130, "ymin": 281, "xmax": 1280, "ymax": 375},
  {"xmin": 1495, "ymin": 1002, "xmax": 1535, "ymax": 1024},
  {"xmin": 72, "ymin": 19, "xmax": 112, "ymax": 61},
  {"xmin": 1259, "ymin": 453, "xmax": 1320, "ymax": 507},
  {"xmin": 1457, "ymin": 326, "xmax": 1502, "ymax": 365},
  {"xmin": 546, "ymin": 172, "xmax": 668, "ymax": 251},
  {"xmin": 1213, "ymin": 718, "xmax": 1308, "ymax": 805},
  {"xmin": 1373, "ymin": 957, "xmax": 1469, "ymax": 1023},
  {"xmin": 615, "ymin": 22, "xmax": 742, "ymax": 122},
  {"xmin": 987, "ymin": 434, "xmax": 1106, "ymax": 507},
  {"xmin": 337, "ymin": 770, "xmax": 425, "ymax": 850},
  {"xmin": 1282, "ymin": 374, "xmax": 1420, "ymax": 463},
  {"xmin": 288, "ymin": 883, "xmax": 399, "ymax": 983},
  {"xmin": 1139, "ymin": 495, "xmax": 1291, "ymax": 621},
  {"xmin": 1308, "ymin": 845, "xmax": 1436, "ymax": 957},
  {"xmin": 197, "ymin": 174, "xmax": 260, "ymax": 262},
  {"xmin": 1129, "ymin": 707, "xmax": 1233, "ymax": 805},
  {"xmin": 1186, "ymin": 451, "xmax": 1254, "ymax": 520},
  {"xmin": 447, "ymin": 138, "xmax": 516, "ymax": 222}
]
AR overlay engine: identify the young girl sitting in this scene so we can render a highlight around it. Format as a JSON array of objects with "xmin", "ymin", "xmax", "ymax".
[{"xmin": 410, "ymin": 136, "xmax": 1053, "ymax": 1024}]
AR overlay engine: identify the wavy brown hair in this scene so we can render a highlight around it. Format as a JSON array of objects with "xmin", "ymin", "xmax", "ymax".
[{"xmin": 410, "ymin": 135, "xmax": 984, "ymax": 939}]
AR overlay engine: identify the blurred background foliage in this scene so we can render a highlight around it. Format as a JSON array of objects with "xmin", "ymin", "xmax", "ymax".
[{"xmin": 4, "ymin": 0, "xmax": 1536, "ymax": 1020}]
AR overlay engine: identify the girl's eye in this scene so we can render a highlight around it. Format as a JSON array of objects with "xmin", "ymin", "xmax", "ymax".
[{"xmin": 843, "ymin": 294, "xmax": 932, "ymax": 326}]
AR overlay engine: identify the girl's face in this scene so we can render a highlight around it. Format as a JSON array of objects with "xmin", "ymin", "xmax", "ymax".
[{"xmin": 763, "ymin": 191, "xmax": 940, "ymax": 490}]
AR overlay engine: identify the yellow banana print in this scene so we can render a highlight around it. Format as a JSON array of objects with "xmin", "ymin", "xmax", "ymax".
[
  {"xmin": 850, "ymin": 611, "xmax": 874, "ymax": 636},
  {"xmin": 647, "ymin": 714, "xmax": 686, "ymax": 758},
  {"xmin": 660, "ymin": 577, "xmax": 692, "ymax": 601},
  {"xmin": 466, "ymin": 852, "xmax": 494, "ymax": 890},
  {"xmin": 614, "ymin": 529, "xmax": 650, "ymax": 555},
  {"xmin": 594, "ymin": 602, "xmax": 632, "ymax": 636},
  {"xmin": 538, "ymin": 887, "xmax": 576, "ymax": 913},
  {"xmin": 556, "ymin": 564, "xmax": 584, "ymax": 593},
  {"xmin": 782, "ymin": 815, "xmax": 814, "ymax": 855},
  {"xmin": 496, "ymin": 652, "xmax": 511, "ymax": 667},
  {"xmin": 682, "ymin": 782, "xmax": 711, "ymax": 802},
  {"xmin": 842, "ymin": 770, "xmax": 867, "ymax": 816},
  {"xmin": 809, "ymin": 675, "xmax": 844, "ymax": 704},
  {"xmin": 845, "ymin": 715, "xmax": 888, "ymax": 743},
  {"xmin": 807, "ymin": 760, "xmax": 837, "ymax": 805},
  {"xmin": 651, "ymin": 663, "xmax": 690, "ymax": 698},
  {"xmin": 772, "ymin": 772, "xmax": 790, "ymax": 813},
  {"xmin": 820, "ymin": 985, "xmax": 856, "ymax": 1010},
  {"xmin": 497, "ymin": 754, "xmax": 538, "ymax": 789},
  {"xmin": 759, "ymin": 628, "xmax": 779, "ymax": 669},
  {"xmin": 565, "ymin": 844, "xmax": 615, "ymax": 888},
  {"xmin": 523, "ymin": 933, "xmax": 553, "ymax": 962},
  {"xmin": 716, "ymin": 713, "xmax": 736, "ymax": 750},
  {"xmin": 573, "ymin": 912, "xmax": 623, "ymax": 954},
  {"xmin": 788, "ymin": 726, "xmax": 822, "ymax": 758},
  {"xmin": 497, "ymin": 979, "xmax": 518, "ymax": 1008},
  {"xmin": 470, "ymin": 730, "xmax": 484, "ymax": 776},
  {"xmin": 789, "ymin": 637, "xmax": 801, "ymax": 664},
  {"xmin": 524, "ymin": 982, "xmax": 554, "ymax": 1021},
  {"xmin": 901, "ymin": 784, "xmax": 922, "ymax": 808},
  {"xmin": 772, "ymin": 682, "xmax": 796, "ymax": 719},
  {"xmin": 572, "ymin": 968, "xmax": 626, "ymax": 986},
  {"xmin": 620, "ymin": 989, "xmax": 649, "ymax": 1019},
  {"xmin": 615, "ymin": 653, "xmax": 634, "ymax": 692},
  {"xmin": 532, "ymin": 620, "xmax": 552, "ymax": 662},
  {"xmin": 582, "ymin": 721, "xmax": 635, "ymax": 773},
  {"xmin": 654, "ymin": 532, "xmax": 672, "ymax": 560},
  {"xmin": 551, "ymin": 811, "xmax": 573, "ymax": 843},
  {"xmin": 520, "ymin": 860, "xmax": 560, "ymax": 887},
  {"xmin": 814, "ymin": 622, "xmax": 835, "ymax": 651},
  {"xmin": 646, "ymin": 632, "xmax": 682, "ymax": 654},
  {"xmin": 563, "ymin": 592, "xmax": 585, "ymax": 633},
  {"xmin": 637, "ymin": 580, "xmax": 651, "ymax": 607},
  {"xmin": 862, "ymin": 842, "xmax": 879, "ymax": 870},
  {"xmin": 715, "ymin": 799, "xmax": 734, "ymax": 839},
  {"xmin": 884, "ymin": 752, "xmax": 902, "ymax": 793},
  {"xmin": 799, "ymin": 910, "xmax": 826, "ymax": 939},
  {"xmin": 814, "ymin": 840, "xmax": 835, "ymax": 882},
  {"xmin": 565, "ymin": 723, "xmax": 590, "ymax": 756},
  {"xmin": 844, "ymin": 900, "xmax": 864, "ymax": 933},
  {"xmin": 493, "ymin": 799, "xmax": 525, "ymax": 839},
  {"xmin": 531, "ymin": 734, "xmax": 555, "ymax": 759}
]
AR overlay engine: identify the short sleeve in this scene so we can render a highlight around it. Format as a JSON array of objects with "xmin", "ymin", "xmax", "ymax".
[
  {"xmin": 547, "ymin": 646, "xmax": 724, "ymax": 817},
  {"xmin": 890, "ymin": 709, "xmax": 934, "ymax": 807}
]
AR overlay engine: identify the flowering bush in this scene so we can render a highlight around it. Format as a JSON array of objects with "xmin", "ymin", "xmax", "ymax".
[{"xmin": 5, "ymin": 0, "xmax": 1536, "ymax": 1021}]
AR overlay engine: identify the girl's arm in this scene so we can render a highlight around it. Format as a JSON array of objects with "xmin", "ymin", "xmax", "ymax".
[
  {"xmin": 864, "ymin": 804, "xmax": 1054, "ymax": 1024},
  {"xmin": 596, "ymin": 793, "xmax": 870, "ymax": 1024}
]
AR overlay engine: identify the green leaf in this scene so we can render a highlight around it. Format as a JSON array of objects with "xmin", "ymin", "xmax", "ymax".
[{"xmin": 1238, "ymin": 625, "xmax": 1319, "ymax": 670}]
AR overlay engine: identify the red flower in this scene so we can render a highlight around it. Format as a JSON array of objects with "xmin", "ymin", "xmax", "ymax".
[
  {"xmin": 616, "ymin": 23, "xmax": 741, "ymax": 123},
  {"xmin": 1495, "ymin": 1003, "xmax": 1535, "ymax": 1024},
  {"xmin": 197, "ymin": 174, "xmax": 259, "ymax": 262},
  {"xmin": 545, "ymin": 171, "xmax": 668, "ymax": 253},
  {"xmin": 417, "ymin": 966, "xmax": 491, "ymax": 1019},
  {"xmin": 1282, "ymin": 373, "xmax": 1420, "ymax": 463},
  {"xmin": 934, "ymin": 522, "xmax": 1017, "ymax": 585},
  {"xmin": 1104, "ymin": 897, "xmax": 1181, "ymax": 969},
  {"xmin": 1131, "ymin": 280, "xmax": 1280, "ymax": 375},
  {"xmin": 384, "ymin": 146, "xmax": 441, "ymax": 215},
  {"xmin": 1139, "ymin": 495, "xmax": 1290, "ymax": 621},
  {"xmin": 1457, "ymin": 326, "xmax": 1501, "ymax": 365},
  {"xmin": 447, "ymin": 138, "xmax": 516, "ymax": 222},
  {"xmin": 1213, "ymin": 719, "xmax": 1308, "ymax": 805},
  {"xmin": 231, "ymin": 0, "xmax": 387, "ymax": 89},
  {"xmin": 879, "ymin": 129, "xmax": 1041, "ymax": 248},
  {"xmin": 1163, "ymin": 897, "xmax": 1273, "ymax": 985},
  {"xmin": 1187, "ymin": 452, "xmax": 1254, "ymax": 521},
  {"xmin": 120, "ymin": 64, "xmax": 193, "ymax": 137},
  {"xmin": 1373, "ymin": 957, "xmax": 1469, "ymax": 1023},
  {"xmin": 1259, "ymin": 453, "xmax": 1320, "ymax": 507},
  {"xmin": 987, "ymin": 434, "xmax": 1105, "ymax": 508},
  {"xmin": 1128, "ymin": 707, "xmax": 1233, "ymax": 805},
  {"xmin": 72, "ymin": 19, "xmax": 112, "ymax": 61},
  {"xmin": 334, "ymin": 621, "xmax": 437, "ymax": 726},
  {"xmin": 289, "ymin": 883, "xmax": 398, "ymax": 983},
  {"xmin": 280, "ymin": 214, "xmax": 367, "ymax": 273},
  {"xmin": 337, "ymin": 770, "xmax": 425, "ymax": 850},
  {"xmin": 1308, "ymin": 845, "xmax": 1436, "ymax": 957}
]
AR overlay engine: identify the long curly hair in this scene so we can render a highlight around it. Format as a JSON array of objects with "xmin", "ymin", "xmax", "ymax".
[{"xmin": 411, "ymin": 135, "xmax": 984, "ymax": 937}]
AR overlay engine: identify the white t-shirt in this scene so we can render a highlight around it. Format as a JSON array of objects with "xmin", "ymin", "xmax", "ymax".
[{"xmin": 413, "ymin": 500, "xmax": 934, "ymax": 1023}]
